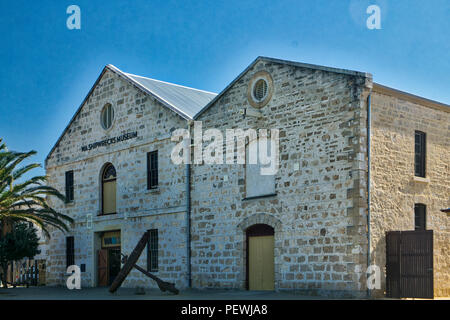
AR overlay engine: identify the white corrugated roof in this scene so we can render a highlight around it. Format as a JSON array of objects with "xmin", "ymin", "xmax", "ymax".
[{"xmin": 124, "ymin": 72, "xmax": 217, "ymax": 119}]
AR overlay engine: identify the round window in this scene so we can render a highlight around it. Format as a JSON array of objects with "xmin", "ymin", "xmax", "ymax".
[
  {"xmin": 253, "ymin": 79, "xmax": 268, "ymax": 102},
  {"xmin": 101, "ymin": 103, "xmax": 114, "ymax": 130},
  {"xmin": 247, "ymin": 71, "xmax": 273, "ymax": 108}
]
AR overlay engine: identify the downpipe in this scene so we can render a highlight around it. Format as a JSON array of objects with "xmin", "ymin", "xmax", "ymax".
[{"xmin": 186, "ymin": 121, "xmax": 192, "ymax": 288}]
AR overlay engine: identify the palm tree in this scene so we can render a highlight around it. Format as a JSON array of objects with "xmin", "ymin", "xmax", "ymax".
[{"xmin": 0, "ymin": 138, "xmax": 73, "ymax": 287}]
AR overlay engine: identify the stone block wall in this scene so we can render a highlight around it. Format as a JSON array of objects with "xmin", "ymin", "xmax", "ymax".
[
  {"xmin": 42, "ymin": 58, "xmax": 448, "ymax": 298},
  {"xmin": 191, "ymin": 59, "xmax": 372, "ymax": 296},
  {"xmin": 45, "ymin": 69, "xmax": 189, "ymax": 288},
  {"xmin": 370, "ymin": 89, "xmax": 450, "ymax": 297}
]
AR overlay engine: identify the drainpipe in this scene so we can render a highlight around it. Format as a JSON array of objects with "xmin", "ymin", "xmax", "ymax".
[
  {"xmin": 186, "ymin": 120, "xmax": 192, "ymax": 288},
  {"xmin": 366, "ymin": 93, "xmax": 372, "ymax": 298}
]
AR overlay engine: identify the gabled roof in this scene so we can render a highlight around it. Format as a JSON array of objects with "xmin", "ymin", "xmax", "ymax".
[
  {"xmin": 46, "ymin": 64, "xmax": 216, "ymax": 163},
  {"xmin": 194, "ymin": 56, "xmax": 372, "ymax": 119},
  {"xmin": 46, "ymin": 56, "xmax": 448, "ymax": 164},
  {"xmin": 124, "ymin": 71, "xmax": 217, "ymax": 119}
]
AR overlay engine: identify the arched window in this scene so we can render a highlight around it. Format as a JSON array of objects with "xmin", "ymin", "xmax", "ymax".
[
  {"xmin": 102, "ymin": 164, "xmax": 116, "ymax": 215},
  {"xmin": 101, "ymin": 103, "xmax": 114, "ymax": 130}
]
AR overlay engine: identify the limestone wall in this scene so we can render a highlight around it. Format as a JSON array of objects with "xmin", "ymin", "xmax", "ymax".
[
  {"xmin": 191, "ymin": 59, "xmax": 371, "ymax": 296},
  {"xmin": 42, "ymin": 59, "xmax": 450, "ymax": 298},
  {"xmin": 45, "ymin": 69, "xmax": 189, "ymax": 288},
  {"xmin": 370, "ymin": 89, "xmax": 450, "ymax": 297}
]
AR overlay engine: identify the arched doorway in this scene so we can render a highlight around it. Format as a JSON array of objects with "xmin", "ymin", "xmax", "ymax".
[
  {"xmin": 101, "ymin": 163, "xmax": 116, "ymax": 215},
  {"xmin": 246, "ymin": 224, "xmax": 274, "ymax": 290}
]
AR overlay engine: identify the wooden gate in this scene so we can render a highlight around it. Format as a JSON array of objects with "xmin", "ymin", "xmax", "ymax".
[{"xmin": 386, "ymin": 230, "xmax": 433, "ymax": 298}]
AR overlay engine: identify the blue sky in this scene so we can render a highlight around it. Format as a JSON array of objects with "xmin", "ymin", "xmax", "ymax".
[{"xmin": 0, "ymin": 0, "xmax": 449, "ymax": 177}]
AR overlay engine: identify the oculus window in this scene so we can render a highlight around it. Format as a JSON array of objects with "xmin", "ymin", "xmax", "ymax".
[
  {"xmin": 101, "ymin": 103, "xmax": 115, "ymax": 130},
  {"xmin": 247, "ymin": 71, "xmax": 274, "ymax": 108}
]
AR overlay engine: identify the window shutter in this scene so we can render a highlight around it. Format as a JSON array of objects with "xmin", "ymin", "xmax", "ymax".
[
  {"xmin": 147, "ymin": 151, "xmax": 158, "ymax": 189},
  {"xmin": 66, "ymin": 236, "xmax": 75, "ymax": 267},
  {"xmin": 414, "ymin": 204, "xmax": 426, "ymax": 230},
  {"xmin": 65, "ymin": 171, "xmax": 74, "ymax": 202},
  {"xmin": 415, "ymin": 131, "xmax": 426, "ymax": 177},
  {"xmin": 147, "ymin": 229, "xmax": 158, "ymax": 272}
]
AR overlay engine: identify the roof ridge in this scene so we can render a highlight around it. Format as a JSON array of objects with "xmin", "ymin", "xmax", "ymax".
[
  {"xmin": 258, "ymin": 56, "xmax": 372, "ymax": 78},
  {"xmin": 194, "ymin": 56, "xmax": 372, "ymax": 119},
  {"xmin": 125, "ymin": 72, "xmax": 217, "ymax": 96},
  {"xmin": 107, "ymin": 64, "xmax": 193, "ymax": 119}
]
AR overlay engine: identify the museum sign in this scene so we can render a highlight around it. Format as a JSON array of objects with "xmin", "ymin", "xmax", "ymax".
[{"xmin": 81, "ymin": 131, "xmax": 138, "ymax": 151}]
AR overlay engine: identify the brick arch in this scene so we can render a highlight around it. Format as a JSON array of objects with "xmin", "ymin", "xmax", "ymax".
[{"xmin": 237, "ymin": 213, "xmax": 282, "ymax": 233}]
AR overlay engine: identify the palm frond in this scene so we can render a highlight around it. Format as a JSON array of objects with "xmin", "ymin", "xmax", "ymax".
[{"xmin": 0, "ymin": 140, "xmax": 72, "ymax": 239}]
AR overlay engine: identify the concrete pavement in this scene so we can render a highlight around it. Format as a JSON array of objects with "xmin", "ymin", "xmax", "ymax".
[{"xmin": 0, "ymin": 286, "xmax": 348, "ymax": 300}]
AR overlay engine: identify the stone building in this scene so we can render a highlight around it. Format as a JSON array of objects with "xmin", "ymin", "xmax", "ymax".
[{"xmin": 44, "ymin": 57, "xmax": 449, "ymax": 298}]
